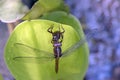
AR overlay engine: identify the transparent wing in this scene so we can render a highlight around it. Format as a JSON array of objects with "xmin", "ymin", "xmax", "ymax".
[
  {"xmin": 14, "ymin": 43, "xmax": 53, "ymax": 56},
  {"xmin": 13, "ymin": 43, "xmax": 54, "ymax": 63},
  {"xmin": 62, "ymin": 29, "xmax": 99, "ymax": 57},
  {"xmin": 13, "ymin": 56, "xmax": 54, "ymax": 63}
]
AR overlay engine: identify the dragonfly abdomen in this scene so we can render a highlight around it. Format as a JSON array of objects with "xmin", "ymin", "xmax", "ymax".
[
  {"xmin": 54, "ymin": 46, "xmax": 62, "ymax": 58},
  {"xmin": 55, "ymin": 58, "xmax": 59, "ymax": 73}
]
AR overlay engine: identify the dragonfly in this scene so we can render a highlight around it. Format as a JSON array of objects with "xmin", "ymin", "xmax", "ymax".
[{"xmin": 13, "ymin": 25, "xmax": 98, "ymax": 73}]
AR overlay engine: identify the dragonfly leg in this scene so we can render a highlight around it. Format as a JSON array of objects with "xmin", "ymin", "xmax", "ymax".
[
  {"xmin": 48, "ymin": 24, "xmax": 54, "ymax": 33},
  {"xmin": 59, "ymin": 34, "xmax": 63, "ymax": 43},
  {"xmin": 61, "ymin": 25, "xmax": 65, "ymax": 33}
]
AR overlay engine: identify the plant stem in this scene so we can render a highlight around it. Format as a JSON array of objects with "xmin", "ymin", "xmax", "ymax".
[
  {"xmin": 7, "ymin": 23, "xmax": 15, "ymax": 34},
  {"xmin": 7, "ymin": 21, "xmax": 20, "ymax": 34}
]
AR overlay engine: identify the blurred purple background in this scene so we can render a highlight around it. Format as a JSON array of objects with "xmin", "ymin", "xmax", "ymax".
[
  {"xmin": 0, "ymin": 0, "xmax": 120, "ymax": 80},
  {"xmin": 66, "ymin": 0, "xmax": 120, "ymax": 80}
]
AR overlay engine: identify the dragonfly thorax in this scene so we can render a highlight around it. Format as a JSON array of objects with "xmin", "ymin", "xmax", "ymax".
[{"xmin": 53, "ymin": 42, "xmax": 62, "ymax": 47}]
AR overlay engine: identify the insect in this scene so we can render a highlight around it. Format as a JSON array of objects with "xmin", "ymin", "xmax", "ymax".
[
  {"xmin": 13, "ymin": 25, "xmax": 98, "ymax": 73},
  {"xmin": 47, "ymin": 25, "xmax": 65, "ymax": 73}
]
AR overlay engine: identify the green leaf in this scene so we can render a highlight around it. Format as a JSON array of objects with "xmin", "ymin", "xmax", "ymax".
[
  {"xmin": 40, "ymin": 11, "xmax": 83, "ymax": 36},
  {"xmin": 0, "ymin": 74, "xmax": 3, "ymax": 80},
  {"xmin": 0, "ymin": 0, "xmax": 28, "ymax": 23},
  {"xmin": 22, "ymin": 1, "xmax": 44, "ymax": 20},
  {"xmin": 39, "ymin": 0, "xmax": 69, "ymax": 13},
  {"xmin": 4, "ymin": 20, "xmax": 89, "ymax": 80},
  {"xmin": 22, "ymin": 0, "xmax": 69, "ymax": 20},
  {"xmin": 39, "ymin": 0, "xmax": 63, "ymax": 11}
]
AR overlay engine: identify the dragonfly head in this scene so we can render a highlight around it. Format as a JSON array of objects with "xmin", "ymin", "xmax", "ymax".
[{"xmin": 52, "ymin": 31, "xmax": 61, "ymax": 41}]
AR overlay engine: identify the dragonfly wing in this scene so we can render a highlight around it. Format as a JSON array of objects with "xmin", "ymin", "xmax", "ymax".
[
  {"xmin": 62, "ymin": 29, "xmax": 98, "ymax": 57},
  {"xmin": 62, "ymin": 38, "xmax": 86, "ymax": 57},
  {"xmin": 13, "ymin": 56, "xmax": 55, "ymax": 63},
  {"xmin": 14, "ymin": 43, "xmax": 53, "ymax": 57}
]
